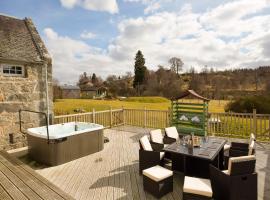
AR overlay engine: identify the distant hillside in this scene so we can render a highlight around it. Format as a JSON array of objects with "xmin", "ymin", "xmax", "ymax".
[{"xmin": 183, "ymin": 66, "xmax": 270, "ymax": 99}]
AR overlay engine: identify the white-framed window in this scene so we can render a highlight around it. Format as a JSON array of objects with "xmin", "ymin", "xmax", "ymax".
[{"xmin": 1, "ymin": 64, "xmax": 25, "ymax": 77}]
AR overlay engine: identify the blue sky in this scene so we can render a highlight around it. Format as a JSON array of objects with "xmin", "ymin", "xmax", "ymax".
[{"xmin": 1, "ymin": 0, "xmax": 270, "ymax": 84}]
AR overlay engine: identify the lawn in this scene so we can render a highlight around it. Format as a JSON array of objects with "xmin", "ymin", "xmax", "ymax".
[{"xmin": 54, "ymin": 97, "xmax": 229, "ymax": 115}]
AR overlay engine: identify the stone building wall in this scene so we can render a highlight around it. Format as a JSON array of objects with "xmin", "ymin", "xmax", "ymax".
[
  {"xmin": 0, "ymin": 61, "xmax": 53, "ymax": 150},
  {"xmin": 61, "ymin": 89, "xmax": 80, "ymax": 99}
]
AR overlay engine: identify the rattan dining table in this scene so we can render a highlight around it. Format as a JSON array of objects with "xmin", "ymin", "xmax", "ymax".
[{"xmin": 163, "ymin": 137, "xmax": 226, "ymax": 178}]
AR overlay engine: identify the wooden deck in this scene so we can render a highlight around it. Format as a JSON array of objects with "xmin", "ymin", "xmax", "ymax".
[
  {"xmin": 0, "ymin": 150, "xmax": 74, "ymax": 200},
  {"xmin": 31, "ymin": 126, "xmax": 270, "ymax": 200}
]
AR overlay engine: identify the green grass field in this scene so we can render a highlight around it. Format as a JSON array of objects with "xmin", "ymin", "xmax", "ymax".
[{"xmin": 54, "ymin": 97, "xmax": 228, "ymax": 115}]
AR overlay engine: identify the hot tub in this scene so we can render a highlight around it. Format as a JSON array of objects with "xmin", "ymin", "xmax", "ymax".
[{"xmin": 27, "ymin": 122, "xmax": 104, "ymax": 166}]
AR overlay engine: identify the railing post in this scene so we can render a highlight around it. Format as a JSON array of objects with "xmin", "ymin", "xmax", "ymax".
[
  {"xmin": 253, "ymin": 109, "xmax": 257, "ymax": 137},
  {"xmin": 144, "ymin": 107, "xmax": 146, "ymax": 128},
  {"xmin": 92, "ymin": 108, "xmax": 95, "ymax": 123},
  {"xmin": 168, "ymin": 107, "xmax": 171, "ymax": 127},
  {"xmin": 122, "ymin": 106, "xmax": 125, "ymax": 125},
  {"xmin": 110, "ymin": 106, "xmax": 113, "ymax": 128}
]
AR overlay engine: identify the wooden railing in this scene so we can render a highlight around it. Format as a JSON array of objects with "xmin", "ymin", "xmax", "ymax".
[
  {"xmin": 54, "ymin": 108, "xmax": 270, "ymax": 141},
  {"xmin": 54, "ymin": 108, "xmax": 124, "ymax": 128},
  {"xmin": 124, "ymin": 108, "xmax": 169, "ymax": 128},
  {"xmin": 208, "ymin": 110, "xmax": 270, "ymax": 140}
]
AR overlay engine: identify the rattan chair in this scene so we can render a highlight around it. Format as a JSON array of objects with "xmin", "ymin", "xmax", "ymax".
[
  {"xmin": 225, "ymin": 137, "xmax": 256, "ymax": 168},
  {"xmin": 164, "ymin": 126, "xmax": 180, "ymax": 144},
  {"xmin": 150, "ymin": 129, "xmax": 170, "ymax": 150},
  {"xmin": 224, "ymin": 133, "xmax": 255, "ymax": 153},
  {"xmin": 210, "ymin": 155, "xmax": 257, "ymax": 200},
  {"xmin": 139, "ymin": 135, "xmax": 165, "ymax": 173}
]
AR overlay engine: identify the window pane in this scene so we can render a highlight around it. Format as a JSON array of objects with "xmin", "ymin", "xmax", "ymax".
[
  {"xmin": 3, "ymin": 65, "xmax": 23, "ymax": 75},
  {"xmin": 10, "ymin": 69, "xmax": 15, "ymax": 74},
  {"xmin": 3, "ymin": 69, "xmax": 9, "ymax": 73}
]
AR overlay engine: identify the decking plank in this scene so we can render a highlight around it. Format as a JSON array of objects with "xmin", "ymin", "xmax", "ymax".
[
  {"xmin": 27, "ymin": 127, "xmax": 270, "ymax": 200},
  {"xmin": 0, "ymin": 171, "xmax": 28, "ymax": 200},
  {"xmin": 0, "ymin": 153, "xmax": 65, "ymax": 200},
  {"xmin": 0, "ymin": 151, "xmax": 74, "ymax": 200},
  {"xmin": 0, "ymin": 161, "xmax": 42, "ymax": 200},
  {"xmin": 0, "ymin": 184, "xmax": 12, "ymax": 200}
]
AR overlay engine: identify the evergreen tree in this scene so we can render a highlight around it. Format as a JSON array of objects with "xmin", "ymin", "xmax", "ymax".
[
  {"xmin": 133, "ymin": 50, "xmax": 147, "ymax": 89},
  {"xmin": 92, "ymin": 73, "xmax": 97, "ymax": 85}
]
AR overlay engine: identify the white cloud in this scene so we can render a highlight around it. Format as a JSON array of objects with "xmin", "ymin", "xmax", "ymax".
[
  {"xmin": 59, "ymin": 0, "xmax": 119, "ymax": 14},
  {"xmin": 43, "ymin": 28, "xmax": 128, "ymax": 84},
  {"xmin": 46, "ymin": 0, "xmax": 270, "ymax": 83},
  {"xmin": 80, "ymin": 31, "xmax": 96, "ymax": 39},
  {"xmin": 124, "ymin": 0, "xmax": 171, "ymax": 14}
]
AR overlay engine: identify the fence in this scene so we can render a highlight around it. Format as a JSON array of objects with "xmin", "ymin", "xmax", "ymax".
[
  {"xmin": 54, "ymin": 108, "xmax": 124, "ymax": 128},
  {"xmin": 54, "ymin": 108, "xmax": 270, "ymax": 141}
]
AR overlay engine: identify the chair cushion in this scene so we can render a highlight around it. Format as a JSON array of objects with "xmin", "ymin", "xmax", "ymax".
[
  {"xmin": 140, "ymin": 135, "xmax": 153, "ymax": 151},
  {"xmin": 143, "ymin": 165, "xmax": 173, "ymax": 182},
  {"xmin": 160, "ymin": 152, "xmax": 165, "ymax": 160},
  {"xmin": 150, "ymin": 129, "xmax": 163, "ymax": 144},
  {"xmin": 165, "ymin": 127, "xmax": 179, "ymax": 140},
  {"xmin": 250, "ymin": 133, "xmax": 255, "ymax": 144},
  {"xmin": 248, "ymin": 140, "xmax": 255, "ymax": 156},
  {"xmin": 222, "ymin": 170, "xmax": 229, "ymax": 175},
  {"xmin": 183, "ymin": 176, "xmax": 212, "ymax": 197},
  {"xmin": 228, "ymin": 155, "xmax": 256, "ymax": 175},
  {"xmin": 224, "ymin": 144, "xmax": 231, "ymax": 151}
]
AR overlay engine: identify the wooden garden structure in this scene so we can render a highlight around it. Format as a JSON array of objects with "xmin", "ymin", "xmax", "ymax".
[{"xmin": 171, "ymin": 90, "xmax": 210, "ymax": 136}]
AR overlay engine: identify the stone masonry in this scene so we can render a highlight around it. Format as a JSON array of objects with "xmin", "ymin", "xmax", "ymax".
[{"xmin": 0, "ymin": 14, "xmax": 53, "ymax": 150}]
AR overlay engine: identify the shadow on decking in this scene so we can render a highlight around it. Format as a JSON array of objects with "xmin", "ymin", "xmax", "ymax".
[
  {"xmin": 88, "ymin": 161, "xmax": 183, "ymax": 200},
  {"xmin": 89, "ymin": 162, "xmax": 137, "ymax": 200}
]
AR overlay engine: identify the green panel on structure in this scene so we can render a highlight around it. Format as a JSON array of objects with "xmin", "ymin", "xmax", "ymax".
[{"xmin": 171, "ymin": 100, "xmax": 208, "ymax": 136}]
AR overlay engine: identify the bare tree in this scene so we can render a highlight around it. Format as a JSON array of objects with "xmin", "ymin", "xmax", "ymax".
[{"xmin": 169, "ymin": 57, "xmax": 183, "ymax": 75}]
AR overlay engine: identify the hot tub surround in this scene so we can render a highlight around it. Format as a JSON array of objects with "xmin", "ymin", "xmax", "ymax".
[{"xmin": 27, "ymin": 122, "xmax": 104, "ymax": 166}]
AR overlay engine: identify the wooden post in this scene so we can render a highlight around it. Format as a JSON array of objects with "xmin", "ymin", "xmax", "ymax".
[
  {"xmin": 110, "ymin": 106, "xmax": 113, "ymax": 128},
  {"xmin": 167, "ymin": 107, "xmax": 171, "ymax": 127},
  {"xmin": 253, "ymin": 109, "xmax": 257, "ymax": 137},
  {"xmin": 144, "ymin": 107, "xmax": 146, "ymax": 128},
  {"xmin": 92, "ymin": 108, "xmax": 95, "ymax": 123},
  {"xmin": 122, "ymin": 106, "xmax": 125, "ymax": 125}
]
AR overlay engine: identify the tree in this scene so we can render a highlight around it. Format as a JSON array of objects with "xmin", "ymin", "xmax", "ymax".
[
  {"xmin": 78, "ymin": 72, "xmax": 90, "ymax": 86},
  {"xmin": 169, "ymin": 57, "xmax": 183, "ymax": 75},
  {"xmin": 92, "ymin": 73, "xmax": 97, "ymax": 85},
  {"xmin": 133, "ymin": 50, "xmax": 148, "ymax": 92}
]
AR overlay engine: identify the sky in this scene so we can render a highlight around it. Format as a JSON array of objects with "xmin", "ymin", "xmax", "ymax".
[{"xmin": 1, "ymin": 0, "xmax": 270, "ymax": 84}]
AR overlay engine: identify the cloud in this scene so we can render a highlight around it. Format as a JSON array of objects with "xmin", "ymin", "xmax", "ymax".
[
  {"xmin": 124, "ymin": 0, "xmax": 170, "ymax": 14},
  {"xmin": 43, "ymin": 28, "xmax": 128, "ymax": 84},
  {"xmin": 59, "ymin": 0, "xmax": 119, "ymax": 14},
  {"xmin": 46, "ymin": 0, "xmax": 270, "ymax": 84},
  {"xmin": 80, "ymin": 31, "xmax": 96, "ymax": 39}
]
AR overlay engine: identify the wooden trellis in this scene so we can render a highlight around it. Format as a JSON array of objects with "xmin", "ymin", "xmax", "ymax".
[{"xmin": 171, "ymin": 90, "xmax": 210, "ymax": 136}]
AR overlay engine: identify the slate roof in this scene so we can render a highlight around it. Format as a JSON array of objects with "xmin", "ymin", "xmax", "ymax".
[
  {"xmin": 173, "ymin": 90, "xmax": 210, "ymax": 101},
  {"xmin": 0, "ymin": 14, "xmax": 51, "ymax": 63},
  {"xmin": 59, "ymin": 85, "xmax": 80, "ymax": 90}
]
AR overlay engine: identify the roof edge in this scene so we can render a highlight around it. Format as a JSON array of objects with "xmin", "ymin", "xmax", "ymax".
[
  {"xmin": 0, "ymin": 13, "xmax": 20, "ymax": 20},
  {"xmin": 172, "ymin": 90, "xmax": 210, "ymax": 101},
  {"xmin": 24, "ymin": 17, "xmax": 52, "ymax": 63}
]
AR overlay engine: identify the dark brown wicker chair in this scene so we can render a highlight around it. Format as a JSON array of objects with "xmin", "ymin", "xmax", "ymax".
[
  {"xmin": 164, "ymin": 126, "xmax": 180, "ymax": 144},
  {"xmin": 149, "ymin": 129, "xmax": 167, "ymax": 150},
  {"xmin": 224, "ymin": 133, "xmax": 255, "ymax": 153},
  {"xmin": 210, "ymin": 155, "xmax": 257, "ymax": 200},
  {"xmin": 224, "ymin": 138, "xmax": 255, "ymax": 168},
  {"xmin": 139, "ymin": 135, "xmax": 165, "ymax": 173}
]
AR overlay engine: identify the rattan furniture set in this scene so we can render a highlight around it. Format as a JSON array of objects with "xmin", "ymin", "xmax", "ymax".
[{"xmin": 139, "ymin": 127, "xmax": 257, "ymax": 199}]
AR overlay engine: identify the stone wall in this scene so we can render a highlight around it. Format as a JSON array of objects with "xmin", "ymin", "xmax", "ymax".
[
  {"xmin": 0, "ymin": 61, "xmax": 53, "ymax": 150},
  {"xmin": 61, "ymin": 89, "xmax": 80, "ymax": 99}
]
